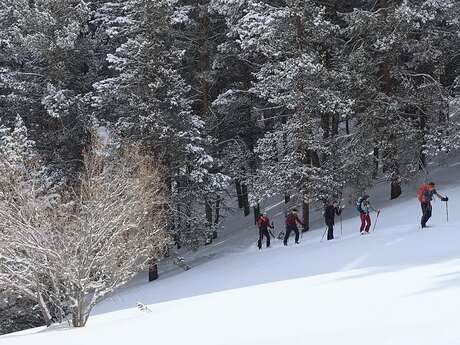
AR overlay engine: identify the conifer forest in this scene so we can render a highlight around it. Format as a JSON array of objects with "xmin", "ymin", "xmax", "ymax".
[{"xmin": 1, "ymin": 0, "xmax": 460, "ymax": 335}]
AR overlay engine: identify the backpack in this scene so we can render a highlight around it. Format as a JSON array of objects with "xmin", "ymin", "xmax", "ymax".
[
  {"xmin": 356, "ymin": 197, "xmax": 364, "ymax": 213},
  {"xmin": 258, "ymin": 216, "xmax": 269, "ymax": 227},
  {"xmin": 418, "ymin": 184, "xmax": 432, "ymax": 203},
  {"xmin": 285, "ymin": 213, "xmax": 297, "ymax": 225},
  {"xmin": 417, "ymin": 184, "xmax": 426, "ymax": 202}
]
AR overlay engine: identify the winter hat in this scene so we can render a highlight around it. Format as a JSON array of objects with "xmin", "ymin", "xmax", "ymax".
[{"xmin": 362, "ymin": 194, "xmax": 370, "ymax": 200}]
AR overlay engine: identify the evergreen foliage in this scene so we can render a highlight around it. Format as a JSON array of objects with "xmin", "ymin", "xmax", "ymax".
[{"xmin": 1, "ymin": 0, "xmax": 460, "ymax": 333}]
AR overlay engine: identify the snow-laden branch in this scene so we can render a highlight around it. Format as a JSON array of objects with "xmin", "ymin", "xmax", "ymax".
[{"xmin": 0, "ymin": 132, "xmax": 169, "ymax": 328}]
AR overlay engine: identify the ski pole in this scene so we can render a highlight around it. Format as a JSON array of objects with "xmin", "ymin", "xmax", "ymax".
[
  {"xmin": 446, "ymin": 201, "xmax": 449, "ymax": 223},
  {"xmin": 339, "ymin": 186, "xmax": 344, "ymax": 239},
  {"xmin": 320, "ymin": 227, "xmax": 327, "ymax": 242},
  {"xmin": 340, "ymin": 213, "xmax": 343, "ymax": 239},
  {"xmin": 372, "ymin": 210, "xmax": 380, "ymax": 232},
  {"xmin": 268, "ymin": 222, "xmax": 273, "ymax": 239}
]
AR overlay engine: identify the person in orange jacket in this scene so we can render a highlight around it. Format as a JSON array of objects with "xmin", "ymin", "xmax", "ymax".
[
  {"xmin": 418, "ymin": 182, "xmax": 448, "ymax": 228},
  {"xmin": 256, "ymin": 212, "xmax": 274, "ymax": 249}
]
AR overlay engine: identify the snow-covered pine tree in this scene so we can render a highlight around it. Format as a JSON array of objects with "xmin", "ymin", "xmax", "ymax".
[
  {"xmin": 0, "ymin": 0, "xmax": 99, "ymax": 175},
  {"xmin": 344, "ymin": 0, "xmax": 460, "ymax": 198},
  {"xmin": 231, "ymin": 0, "xmax": 354, "ymax": 226},
  {"xmin": 171, "ymin": 0, "xmax": 230, "ymax": 234},
  {"xmin": 93, "ymin": 0, "xmax": 229, "ymax": 249},
  {"xmin": 209, "ymin": 0, "xmax": 266, "ymax": 220}
]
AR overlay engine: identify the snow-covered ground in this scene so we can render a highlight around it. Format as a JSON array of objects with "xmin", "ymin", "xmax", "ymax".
[{"xmin": 2, "ymin": 160, "xmax": 460, "ymax": 345}]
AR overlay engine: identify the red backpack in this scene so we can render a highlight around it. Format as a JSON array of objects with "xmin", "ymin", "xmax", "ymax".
[
  {"xmin": 258, "ymin": 216, "xmax": 269, "ymax": 227},
  {"xmin": 285, "ymin": 213, "xmax": 297, "ymax": 225}
]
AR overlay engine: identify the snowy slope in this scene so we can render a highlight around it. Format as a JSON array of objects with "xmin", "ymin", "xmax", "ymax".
[{"xmin": 2, "ymin": 162, "xmax": 460, "ymax": 345}]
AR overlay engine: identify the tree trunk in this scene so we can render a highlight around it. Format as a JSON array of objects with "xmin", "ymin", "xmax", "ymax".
[
  {"xmin": 241, "ymin": 183, "xmax": 250, "ymax": 216},
  {"xmin": 253, "ymin": 203, "xmax": 260, "ymax": 225},
  {"xmin": 381, "ymin": 63, "xmax": 392, "ymax": 95},
  {"xmin": 310, "ymin": 150, "xmax": 321, "ymax": 168},
  {"xmin": 420, "ymin": 114, "xmax": 426, "ymax": 169},
  {"xmin": 381, "ymin": 58, "xmax": 401, "ymax": 198},
  {"xmin": 198, "ymin": 3, "xmax": 214, "ymax": 241},
  {"xmin": 213, "ymin": 198, "xmax": 220, "ymax": 239},
  {"xmin": 205, "ymin": 200, "xmax": 213, "ymax": 227},
  {"xmin": 302, "ymin": 199, "xmax": 309, "ymax": 232},
  {"xmin": 373, "ymin": 147, "xmax": 379, "ymax": 178},
  {"xmin": 301, "ymin": 150, "xmax": 320, "ymax": 232},
  {"xmin": 205, "ymin": 200, "xmax": 213, "ymax": 245},
  {"xmin": 199, "ymin": 2, "xmax": 210, "ymax": 117},
  {"xmin": 235, "ymin": 180, "xmax": 243, "ymax": 209},
  {"xmin": 294, "ymin": 11, "xmax": 314, "ymax": 233},
  {"xmin": 148, "ymin": 261, "xmax": 159, "ymax": 282},
  {"xmin": 72, "ymin": 292, "xmax": 87, "ymax": 328},
  {"xmin": 320, "ymin": 113, "xmax": 330, "ymax": 161},
  {"xmin": 390, "ymin": 179, "xmax": 402, "ymax": 200},
  {"xmin": 321, "ymin": 113, "xmax": 330, "ymax": 139},
  {"xmin": 332, "ymin": 114, "xmax": 339, "ymax": 136},
  {"xmin": 38, "ymin": 292, "xmax": 52, "ymax": 327}
]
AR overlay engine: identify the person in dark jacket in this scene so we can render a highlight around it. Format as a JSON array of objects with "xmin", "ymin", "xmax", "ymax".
[
  {"xmin": 256, "ymin": 212, "xmax": 274, "ymax": 249},
  {"xmin": 284, "ymin": 208, "xmax": 304, "ymax": 246},
  {"xmin": 324, "ymin": 200, "xmax": 343, "ymax": 240},
  {"xmin": 418, "ymin": 182, "xmax": 448, "ymax": 228}
]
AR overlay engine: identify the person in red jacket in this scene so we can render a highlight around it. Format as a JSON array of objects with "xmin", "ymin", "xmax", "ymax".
[
  {"xmin": 284, "ymin": 208, "xmax": 304, "ymax": 246},
  {"xmin": 256, "ymin": 212, "xmax": 274, "ymax": 250}
]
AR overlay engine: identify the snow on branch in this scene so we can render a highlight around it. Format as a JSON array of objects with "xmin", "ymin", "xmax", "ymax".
[{"xmin": 0, "ymin": 129, "xmax": 169, "ymax": 328}]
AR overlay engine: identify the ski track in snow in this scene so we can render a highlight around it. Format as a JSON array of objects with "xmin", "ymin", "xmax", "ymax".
[{"xmin": 2, "ymin": 161, "xmax": 460, "ymax": 345}]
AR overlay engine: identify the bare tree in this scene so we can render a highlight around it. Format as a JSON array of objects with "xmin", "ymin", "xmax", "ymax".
[
  {"xmin": 0, "ymin": 116, "xmax": 59, "ymax": 326},
  {"xmin": 62, "ymin": 141, "xmax": 169, "ymax": 327},
  {"xmin": 0, "ymin": 133, "xmax": 169, "ymax": 328}
]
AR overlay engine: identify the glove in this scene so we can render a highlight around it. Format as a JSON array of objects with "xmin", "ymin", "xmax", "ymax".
[{"xmin": 442, "ymin": 197, "xmax": 448, "ymax": 202}]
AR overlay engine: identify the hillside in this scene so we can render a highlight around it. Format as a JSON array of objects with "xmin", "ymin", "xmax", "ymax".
[{"xmin": 2, "ymin": 161, "xmax": 460, "ymax": 345}]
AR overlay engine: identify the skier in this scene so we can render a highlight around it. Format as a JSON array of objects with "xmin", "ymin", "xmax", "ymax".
[
  {"xmin": 256, "ymin": 212, "xmax": 274, "ymax": 249},
  {"xmin": 284, "ymin": 208, "xmax": 304, "ymax": 246},
  {"xmin": 324, "ymin": 200, "xmax": 343, "ymax": 240},
  {"xmin": 418, "ymin": 182, "xmax": 448, "ymax": 228},
  {"xmin": 356, "ymin": 194, "xmax": 379, "ymax": 234}
]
